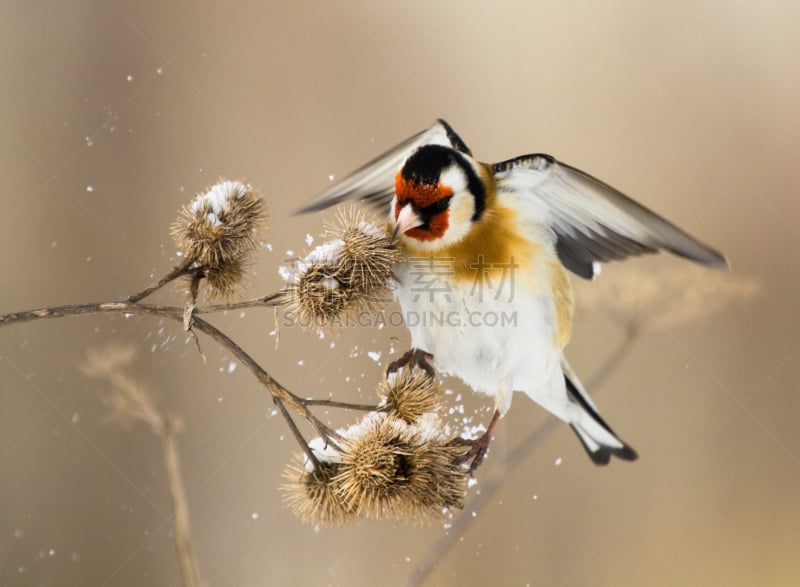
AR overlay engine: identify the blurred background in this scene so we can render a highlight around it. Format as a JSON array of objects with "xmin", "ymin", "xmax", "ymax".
[{"xmin": 1, "ymin": 1, "xmax": 799, "ymax": 585}]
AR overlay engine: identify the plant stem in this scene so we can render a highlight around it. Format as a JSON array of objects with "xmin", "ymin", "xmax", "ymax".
[
  {"xmin": 159, "ymin": 418, "xmax": 200, "ymax": 587},
  {"xmin": 128, "ymin": 258, "xmax": 195, "ymax": 302}
]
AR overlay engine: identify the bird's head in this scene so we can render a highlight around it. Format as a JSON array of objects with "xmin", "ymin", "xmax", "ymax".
[{"xmin": 392, "ymin": 144, "xmax": 486, "ymax": 251}]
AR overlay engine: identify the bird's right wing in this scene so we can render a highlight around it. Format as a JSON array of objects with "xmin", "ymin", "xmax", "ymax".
[
  {"xmin": 493, "ymin": 154, "xmax": 728, "ymax": 279},
  {"xmin": 296, "ymin": 119, "xmax": 471, "ymax": 214}
]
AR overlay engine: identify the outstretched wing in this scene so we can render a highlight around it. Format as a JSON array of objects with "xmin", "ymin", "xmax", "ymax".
[
  {"xmin": 296, "ymin": 119, "xmax": 470, "ymax": 214},
  {"xmin": 493, "ymin": 154, "xmax": 728, "ymax": 279}
]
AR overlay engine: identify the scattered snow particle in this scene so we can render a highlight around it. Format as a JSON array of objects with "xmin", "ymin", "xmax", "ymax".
[
  {"xmin": 305, "ymin": 233, "xmax": 314, "ymax": 246},
  {"xmin": 217, "ymin": 397, "xmax": 223, "ymax": 403},
  {"xmin": 554, "ymin": 457, "xmax": 562, "ymax": 466},
  {"xmin": 467, "ymin": 477, "xmax": 478, "ymax": 488},
  {"xmin": 126, "ymin": 74, "xmax": 133, "ymax": 82},
  {"xmin": 51, "ymin": 240, "xmax": 58, "ymax": 247},
  {"xmin": 532, "ymin": 494, "xmax": 539, "ymax": 501},
  {"xmin": 227, "ymin": 361, "xmax": 237, "ymax": 374},
  {"xmin": 367, "ymin": 351, "xmax": 381, "ymax": 362},
  {"xmin": 269, "ymin": 409, "xmax": 278, "ymax": 417},
  {"xmin": 17, "ymin": 566, "xmax": 25, "ymax": 575},
  {"xmin": 71, "ymin": 412, "xmax": 80, "ymax": 424},
  {"xmin": 13, "ymin": 528, "xmax": 23, "ymax": 539},
  {"xmin": 286, "ymin": 249, "xmax": 295, "ymax": 257},
  {"xmin": 278, "ymin": 264, "xmax": 294, "ymax": 281},
  {"xmin": 328, "ymin": 174, "xmax": 335, "ymax": 181},
  {"xmin": 71, "ymin": 552, "xmax": 81, "ymax": 563},
  {"xmin": 85, "ymin": 185, "xmax": 94, "ymax": 192},
  {"xmin": 48, "ymin": 549, "xmax": 56, "ymax": 557},
  {"xmin": 84, "ymin": 136, "xmax": 93, "ymax": 147},
  {"xmin": 297, "ymin": 359, "xmax": 304, "ymax": 366},
  {"xmin": 191, "ymin": 180, "xmax": 252, "ymax": 227},
  {"xmin": 85, "ymin": 256, "xmax": 92, "ymax": 262},
  {"xmin": 404, "ymin": 556, "xmax": 412, "ymax": 563},
  {"xmin": 156, "ymin": 67, "xmax": 163, "ymax": 75},
  {"xmin": 250, "ymin": 512, "xmax": 259, "ymax": 520},
  {"xmin": 471, "ymin": 511, "xmax": 477, "ymax": 518}
]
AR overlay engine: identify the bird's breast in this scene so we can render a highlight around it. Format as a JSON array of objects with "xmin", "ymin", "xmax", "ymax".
[{"xmin": 392, "ymin": 202, "xmax": 575, "ymax": 396}]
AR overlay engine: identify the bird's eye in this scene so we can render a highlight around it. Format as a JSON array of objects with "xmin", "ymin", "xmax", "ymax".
[{"xmin": 428, "ymin": 196, "xmax": 452, "ymax": 213}]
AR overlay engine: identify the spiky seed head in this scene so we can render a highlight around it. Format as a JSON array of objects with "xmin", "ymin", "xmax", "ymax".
[
  {"xmin": 282, "ymin": 210, "xmax": 401, "ymax": 332},
  {"xmin": 171, "ymin": 179, "xmax": 268, "ymax": 272},
  {"xmin": 333, "ymin": 414, "xmax": 412, "ymax": 516},
  {"xmin": 201, "ymin": 257, "xmax": 247, "ymax": 300},
  {"xmin": 281, "ymin": 456, "xmax": 357, "ymax": 527},
  {"xmin": 330, "ymin": 209, "xmax": 401, "ymax": 296},
  {"xmin": 282, "ymin": 240, "xmax": 351, "ymax": 329},
  {"xmin": 332, "ymin": 413, "xmax": 469, "ymax": 524},
  {"xmin": 377, "ymin": 367, "xmax": 444, "ymax": 424}
]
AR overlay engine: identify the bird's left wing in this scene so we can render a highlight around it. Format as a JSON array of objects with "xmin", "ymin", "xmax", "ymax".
[
  {"xmin": 296, "ymin": 119, "xmax": 470, "ymax": 214},
  {"xmin": 493, "ymin": 154, "xmax": 728, "ymax": 279}
]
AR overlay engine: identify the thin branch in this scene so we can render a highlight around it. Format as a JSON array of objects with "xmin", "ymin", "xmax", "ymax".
[
  {"xmin": 406, "ymin": 332, "xmax": 639, "ymax": 587},
  {"xmin": 194, "ymin": 292, "xmax": 285, "ymax": 314},
  {"xmin": 128, "ymin": 258, "xmax": 195, "ymax": 303},
  {"xmin": 302, "ymin": 398, "xmax": 380, "ymax": 411},
  {"xmin": 274, "ymin": 398, "xmax": 320, "ymax": 471}
]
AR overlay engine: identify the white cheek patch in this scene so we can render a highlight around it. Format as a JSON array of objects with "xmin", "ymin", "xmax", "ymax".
[
  {"xmin": 439, "ymin": 164, "xmax": 468, "ymax": 194},
  {"xmin": 443, "ymin": 193, "xmax": 474, "ymax": 244},
  {"xmin": 436, "ymin": 164, "xmax": 474, "ymax": 247}
]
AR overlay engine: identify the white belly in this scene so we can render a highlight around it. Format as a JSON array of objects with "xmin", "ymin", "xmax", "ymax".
[{"xmin": 393, "ymin": 260, "xmax": 564, "ymax": 415}]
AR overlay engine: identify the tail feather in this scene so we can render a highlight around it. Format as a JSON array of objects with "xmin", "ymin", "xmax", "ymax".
[{"xmin": 564, "ymin": 371, "xmax": 638, "ymax": 465}]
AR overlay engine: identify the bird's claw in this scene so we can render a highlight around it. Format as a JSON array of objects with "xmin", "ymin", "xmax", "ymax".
[
  {"xmin": 451, "ymin": 409, "xmax": 501, "ymax": 476},
  {"xmin": 386, "ymin": 348, "xmax": 435, "ymax": 378},
  {"xmin": 452, "ymin": 436, "xmax": 491, "ymax": 476}
]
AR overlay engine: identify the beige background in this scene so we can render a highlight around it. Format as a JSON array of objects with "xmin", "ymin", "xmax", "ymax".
[{"xmin": 2, "ymin": 1, "xmax": 799, "ymax": 586}]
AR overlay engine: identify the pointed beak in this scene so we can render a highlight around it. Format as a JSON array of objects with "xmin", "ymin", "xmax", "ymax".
[{"xmin": 391, "ymin": 204, "xmax": 424, "ymax": 242}]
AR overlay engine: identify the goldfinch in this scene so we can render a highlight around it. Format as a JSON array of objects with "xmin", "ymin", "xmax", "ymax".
[{"xmin": 298, "ymin": 119, "xmax": 727, "ymax": 466}]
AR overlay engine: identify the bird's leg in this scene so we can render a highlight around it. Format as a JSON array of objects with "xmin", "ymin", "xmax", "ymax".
[
  {"xmin": 452, "ymin": 409, "xmax": 501, "ymax": 475},
  {"xmin": 386, "ymin": 348, "xmax": 435, "ymax": 378}
]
